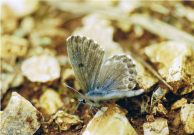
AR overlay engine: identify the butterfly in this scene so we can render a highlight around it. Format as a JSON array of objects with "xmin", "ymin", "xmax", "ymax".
[{"xmin": 66, "ymin": 35, "xmax": 144, "ymax": 106}]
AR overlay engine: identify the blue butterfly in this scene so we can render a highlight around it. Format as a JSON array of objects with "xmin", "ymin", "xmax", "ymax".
[{"xmin": 66, "ymin": 35, "xmax": 144, "ymax": 106}]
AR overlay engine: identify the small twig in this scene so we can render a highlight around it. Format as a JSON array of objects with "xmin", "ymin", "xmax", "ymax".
[
  {"xmin": 130, "ymin": 14, "xmax": 194, "ymax": 46},
  {"xmin": 130, "ymin": 52, "xmax": 173, "ymax": 91}
]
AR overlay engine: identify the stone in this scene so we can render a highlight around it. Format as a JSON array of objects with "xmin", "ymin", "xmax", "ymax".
[
  {"xmin": 62, "ymin": 68, "xmax": 80, "ymax": 90},
  {"xmin": 172, "ymin": 113, "xmax": 181, "ymax": 128},
  {"xmin": 14, "ymin": 17, "xmax": 35, "ymax": 37},
  {"xmin": 1, "ymin": 35, "xmax": 28, "ymax": 59},
  {"xmin": 1, "ymin": 0, "xmax": 39, "ymax": 17},
  {"xmin": 49, "ymin": 110, "xmax": 82, "ymax": 131},
  {"xmin": 151, "ymin": 87, "xmax": 168, "ymax": 107},
  {"xmin": 156, "ymin": 103, "xmax": 168, "ymax": 115},
  {"xmin": 83, "ymin": 105, "xmax": 137, "ymax": 135},
  {"xmin": 171, "ymin": 98, "xmax": 187, "ymax": 110},
  {"xmin": 143, "ymin": 118, "xmax": 169, "ymax": 135},
  {"xmin": 0, "ymin": 92, "xmax": 41, "ymax": 135},
  {"xmin": 62, "ymin": 68, "xmax": 75, "ymax": 82},
  {"xmin": 144, "ymin": 41, "xmax": 194, "ymax": 94},
  {"xmin": 0, "ymin": 60, "xmax": 24, "ymax": 100},
  {"xmin": 21, "ymin": 54, "xmax": 60, "ymax": 82},
  {"xmin": 135, "ymin": 61, "xmax": 158, "ymax": 91},
  {"xmin": 40, "ymin": 89, "xmax": 63, "ymax": 115},
  {"xmin": 180, "ymin": 104, "xmax": 194, "ymax": 134}
]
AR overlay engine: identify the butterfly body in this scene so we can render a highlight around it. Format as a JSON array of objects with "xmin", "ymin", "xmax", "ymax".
[
  {"xmin": 86, "ymin": 89, "xmax": 144, "ymax": 102},
  {"xmin": 66, "ymin": 35, "xmax": 144, "ymax": 104}
]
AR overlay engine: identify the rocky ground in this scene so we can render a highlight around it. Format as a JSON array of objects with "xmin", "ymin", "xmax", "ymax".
[{"xmin": 1, "ymin": 0, "xmax": 194, "ymax": 135}]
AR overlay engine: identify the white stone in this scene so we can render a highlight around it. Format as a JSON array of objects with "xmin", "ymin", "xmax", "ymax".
[
  {"xmin": 83, "ymin": 105, "xmax": 137, "ymax": 135},
  {"xmin": 143, "ymin": 118, "xmax": 169, "ymax": 135},
  {"xmin": 39, "ymin": 89, "xmax": 63, "ymax": 115},
  {"xmin": 180, "ymin": 104, "xmax": 194, "ymax": 134},
  {"xmin": 144, "ymin": 41, "xmax": 194, "ymax": 94},
  {"xmin": 21, "ymin": 54, "xmax": 60, "ymax": 82},
  {"xmin": 1, "ymin": 0, "xmax": 39, "ymax": 17},
  {"xmin": 50, "ymin": 110, "xmax": 82, "ymax": 131},
  {"xmin": 0, "ymin": 92, "xmax": 41, "ymax": 135}
]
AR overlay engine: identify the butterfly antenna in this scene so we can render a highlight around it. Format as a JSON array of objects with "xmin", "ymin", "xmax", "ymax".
[
  {"xmin": 62, "ymin": 82, "xmax": 91, "ymax": 103},
  {"xmin": 62, "ymin": 82, "xmax": 100, "ymax": 111},
  {"xmin": 63, "ymin": 82, "xmax": 84, "ymax": 98}
]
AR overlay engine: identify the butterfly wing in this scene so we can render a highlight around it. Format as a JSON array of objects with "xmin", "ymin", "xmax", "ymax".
[
  {"xmin": 97, "ymin": 55, "xmax": 137, "ymax": 91},
  {"xmin": 86, "ymin": 54, "xmax": 144, "ymax": 102},
  {"xmin": 66, "ymin": 35, "xmax": 104, "ymax": 92}
]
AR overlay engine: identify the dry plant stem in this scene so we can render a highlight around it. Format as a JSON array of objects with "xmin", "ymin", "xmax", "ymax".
[
  {"xmin": 130, "ymin": 14, "xmax": 194, "ymax": 46},
  {"xmin": 130, "ymin": 52, "xmax": 173, "ymax": 91},
  {"xmin": 62, "ymin": 83, "xmax": 94, "ymax": 105},
  {"xmin": 48, "ymin": 1, "xmax": 194, "ymax": 47}
]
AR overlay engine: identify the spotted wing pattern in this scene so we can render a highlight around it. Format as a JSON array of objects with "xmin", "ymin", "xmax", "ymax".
[
  {"xmin": 66, "ymin": 35, "xmax": 104, "ymax": 92},
  {"xmin": 96, "ymin": 55, "xmax": 137, "ymax": 91}
]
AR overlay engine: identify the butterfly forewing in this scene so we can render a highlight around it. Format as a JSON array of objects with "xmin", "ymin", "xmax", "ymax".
[
  {"xmin": 67, "ymin": 35, "xmax": 104, "ymax": 92},
  {"xmin": 96, "ymin": 55, "xmax": 137, "ymax": 91}
]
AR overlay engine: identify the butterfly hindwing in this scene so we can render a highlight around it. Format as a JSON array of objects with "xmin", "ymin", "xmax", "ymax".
[
  {"xmin": 66, "ymin": 35, "xmax": 104, "ymax": 92},
  {"xmin": 96, "ymin": 55, "xmax": 137, "ymax": 91}
]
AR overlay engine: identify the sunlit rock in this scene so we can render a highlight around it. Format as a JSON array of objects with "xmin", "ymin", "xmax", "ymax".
[
  {"xmin": 29, "ymin": 17, "xmax": 65, "ymax": 47},
  {"xmin": 1, "ymin": 35, "xmax": 28, "ymax": 59},
  {"xmin": 49, "ymin": 110, "xmax": 82, "ymax": 131},
  {"xmin": 172, "ymin": 113, "xmax": 181, "ymax": 129},
  {"xmin": 0, "ymin": 92, "xmax": 41, "ymax": 135},
  {"xmin": 62, "ymin": 68, "xmax": 80, "ymax": 90},
  {"xmin": 40, "ymin": 89, "xmax": 63, "ymax": 115},
  {"xmin": 118, "ymin": 0, "xmax": 141, "ymax": 13},
  {"xmin": 144, "ymin": 41, "xmax": 194, "ymax": 94},
  {"xmin": 21, "ymin": 54, "xmax": 60, "ymax": 82},
  {"xmin": 135, "ymin": 61, "xmax": 158, "ymax": 91},
  {"xmin": 14, "ymin": 17, "xmax": 35, "ymax": 37},
  {"xmin": 180, "ymin": 104, "xmax": 194, "ymax": 134},
  {"xmin": 155, "ymin": 103, "xmax": 168, "ymax": 115},
  {"xmin": 151, "ymin": 87, "xmax": 168, "ymax": 108},
  {"xmin": 171, "ymin": 98, "xmax": 187, "ymax": 110},
  {"xmin": 0, "ymin": 61, "xmax": 24, "ymax": 100},
  {"xmin": 62, "ymin": 69, "xmax": 75, "ymax": 82},
  {"xmin": 83, "ymin": 105, "xmax": 137, "ymax": 135},
  {"xmin": 143, "ymin": 118, "xmax": 169, "ymax": 135},
  {"xmin": 1, "ymin": 0, "xmax": 39, "ymax": 18}
]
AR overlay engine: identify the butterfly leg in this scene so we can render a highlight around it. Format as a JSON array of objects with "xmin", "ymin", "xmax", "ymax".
[{"xmin": 73, "ymin": 99, "xmax": 84, "ymax": 113}]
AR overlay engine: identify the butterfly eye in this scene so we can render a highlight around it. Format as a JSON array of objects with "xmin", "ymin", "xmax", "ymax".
[
  {"xmin": 78, "ymin": 63, "xmax": 84, "ymax": 67},
  {"xmin": 79, "ymin": 99, "xmax": 86, "ymax": 104},
  {"xmin": 82, "ymin": 99, "xmax": 86, "ymax": 104}
]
